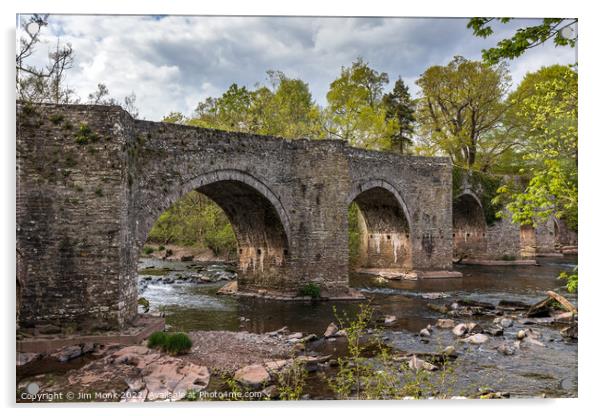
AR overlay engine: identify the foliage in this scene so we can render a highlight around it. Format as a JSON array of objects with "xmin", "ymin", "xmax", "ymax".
[
  {"xmin": 415, "ymin": 56, "xmax": 512, "ymax": 169},
  {"xmin": 467, "ymin": 18, "xmax": 577, "ymax": 65},
  {"xmin": 147, "ymin": 331, "xmax": 193, "ymax": 355},
  {"xmin": 17, "ymin": 14, "xmax": 78, "ymax": 104},
  {"xmin": 327, "ymin": 303, "xmax": 459, "ymax": 399},
  {"xmin": 382, "ymin": 77, "xmax": 416, "ymax": 154},
  {"xmin": 324, "ymin": 58, "xmax": 397, "ymax": 150},
  {"xmin": 452, "ymin": 166, "xmax": 503, "ymax": 225},
  {"xmin": 495, "ymin": 66, "xmax": 577, "ymax": 229},
  {"xmin": 298, "ymin": 283, "xmax": 321, "ymax": 299},
  {"xmin": 147, "ymin": 191, "xmax": 237, "ymax": 258},
  {"xmin": 147, "ymin": 331, "xmax": 168, "ymax": 349},
  {"xmin": 187, "ymin": 72, "xmax": 324, "ymax": 140},
  {"xmin": 137, "ymin": 297, "xmax": 150, "ymax": 313},
  {"xmin": 559, "ymin": 266, "xmax": 578, "ymax": 293},
  {"xmin": 74, "ymin": 123, "xmax": 98, "ymax": 145},
  {"xmin": 164, "ymin": 332, "xmax": 193, "ymax": 355},
  {"xmin": 143, "ymin": 246, "xmax": 154, "ymax": 255},
  {"xmin": 277, "ymin": 358, "xmax": 308, "ymax": 400}
]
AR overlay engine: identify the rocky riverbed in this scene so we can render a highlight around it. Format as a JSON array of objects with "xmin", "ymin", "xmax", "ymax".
[{"xmin": 17, "ymin": 256, "xmax": 578, "ymax": 401}]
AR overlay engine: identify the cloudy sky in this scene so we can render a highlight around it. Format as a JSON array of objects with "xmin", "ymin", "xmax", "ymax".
[{"xmin": 18, "ymin": 15, "xmax": 577, "ymax": 120}]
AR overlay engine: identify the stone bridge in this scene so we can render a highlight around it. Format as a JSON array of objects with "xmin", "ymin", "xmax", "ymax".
[{"xmin": 17, "ymin": 103, "xmax": 456, "ymax": 331}]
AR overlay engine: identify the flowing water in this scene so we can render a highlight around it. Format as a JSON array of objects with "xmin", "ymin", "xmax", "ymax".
[{"xmin": 138, "ymin": 256, "xmax": 578, "ymax": 398}]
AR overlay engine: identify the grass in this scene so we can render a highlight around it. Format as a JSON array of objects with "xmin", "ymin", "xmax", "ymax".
[{"xmin": 147, "ymin": 331, "xmax": 192, "ymax": 355}]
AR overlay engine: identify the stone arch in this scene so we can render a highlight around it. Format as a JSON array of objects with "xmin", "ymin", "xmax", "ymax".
[
  {"xmin": 347, "ymin": 180, "xmax": 413, "ymax": 271},
  {"xmin": 138, "ymin": 169, "xmax": 291, "ymax": 290},
  {"xmin": 452, "ymin": 191, "xmax": 487, "ymax": 259}
]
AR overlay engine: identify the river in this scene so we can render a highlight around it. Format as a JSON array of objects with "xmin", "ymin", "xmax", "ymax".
[{"xmin": 138, "ymin": 255, "xmax": 578, "ymax": 398}]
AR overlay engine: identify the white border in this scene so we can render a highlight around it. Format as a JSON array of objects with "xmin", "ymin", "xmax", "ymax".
[{"xmin": 3, "ymin": 1, "xmax": 598, "ymax": 415}]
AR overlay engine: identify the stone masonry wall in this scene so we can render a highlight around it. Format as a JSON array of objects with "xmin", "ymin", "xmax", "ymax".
[{"xmin": 17, "ymin": 103, "xmax": 135, "ymax": 331}]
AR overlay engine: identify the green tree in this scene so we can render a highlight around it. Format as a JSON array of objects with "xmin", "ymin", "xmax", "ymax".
[
  {"xmin": 185, "ymin": 72, "xmax": 323, "ymax": 140},
  {"xmin": 415, "ymin": 56, "xmax": 512, "ymax": 169},
  {"xmin": 382, "ymin": 77, "xmax": 416, "ymax": 154},
  {"xmin": 496, "ymin": 66, "xmax": 577, "ymax": 230},
  {"xmin": 467, "ymin": 18, "xmax": 577, "ymax": 65},
  {"xmin": 325, "ymin": 58, "xmax": 396, "ymax": 149}
]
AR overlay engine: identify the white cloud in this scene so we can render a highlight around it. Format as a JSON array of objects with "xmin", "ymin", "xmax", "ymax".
[{"xmin": 18, "ymin": 15, "xmax": 576, "ymax": 120}]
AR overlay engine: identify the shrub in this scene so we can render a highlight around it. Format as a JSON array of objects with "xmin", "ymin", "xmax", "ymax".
[
  {"xmin": 49, "ymin": 113, "xmax": 64, "ymax": 125},
  {"xmin": 143, "ymin": 246, "xmax": 155, "ymax": 255},
  {"xmin": 298, "ymin": 282, "xmax": 321, "ymax": 299},
  {"xmin": 164, "ymin": 332, "xmax": 193, "ymax": 355},
  {"xmin": 75, "ymin": 123, "xmax": 98, "ymax": 145},
  {"xmin": 147, "ymin": 331, "xmax": 168, "ymax": 349},
  {"xmin": 158, "ymin": 245, "xmax": 165, "ymax": 251},
  {"xmin": 500, "ymin": 254, "xmax": 516, "ymax": 261},
  {"xmin": 138, "ymin": 297, "xmax": 150, "ymax": 313}
]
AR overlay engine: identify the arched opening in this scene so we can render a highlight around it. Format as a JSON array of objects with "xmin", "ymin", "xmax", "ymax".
[
  {"xmin": 452, "ymin": 193, "xmax": 487, "ymax": 259},
  {"xmin": 349, "ymin": 186, "xmax": 412, "ymax": 272},
  {"xmin": 139, "ymin": 173, "xmax": 290, "ymax": 291},
  {"xmin": 520, "ymin": 224, "xmax": 537, "ymax": 257}
]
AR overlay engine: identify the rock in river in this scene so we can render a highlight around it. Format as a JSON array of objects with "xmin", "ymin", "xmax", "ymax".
[
  {"xmin": 452, "ymin": 323, "xmax": 468, "ymax": 337},
  {"xmin": 408, "ymin": 355, "xmax": 438, "ymax": 372},
  {"xmin": 436, "ymin": 318, "xmax": 455, "ymax": 329},
  {"xmin": 324, "ymin": 322, "xmax": 338, "ymax": 338},
  {"xmin": 462, "ymin": 334, "xmax": 489, "ymax": 344}
]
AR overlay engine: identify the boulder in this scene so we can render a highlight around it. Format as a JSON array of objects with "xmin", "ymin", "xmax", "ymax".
[
  {"xmin": 384, "ymin": 315, "xmax": 397, "ymax": 324},
  {"xmin": 261, "ymin": 385, "xmax": 279, "ymax": 399},
  {"xmin": 419, "ymin": 328, "xmax": 431, "ymax": 337},
  {"xmin": 53, "ymin": 345, "xmax": 83, "ymax": 362},
  {"xmin": 452, "ymin": 323, "xmax": 468, "ymax": 337},
  {"xmin": 467, "ymin": 322, "xmax": 483, "ymax": 334},
  {"xmin": 17, "ymin": 352, "xmax": 40, "ymax": 366},
  {"xmin": 408, "ymin": 355, "xmax": 438, "ymax": 371},
  {"xmin": 442, "ymin": 346, "xmax": 456, "ymax": 356},
  {"xmin": 264, "ymin": 359, "xmax": 290, "ymax": 373},
  {"xmin": 234, "ymin": 364, "xmax": 270, "ymax": 388},
  {"xmin": 462, "ymin": 334, "xmax": 489, "ymax": 344},
  {"xmin": 497, "ymin": 343, "xmax": 517, "ymax": 356},
  {"xmin": 287, "ymin": 332, "xmax": 303, "ymax": 340},
  {"xmin": 172, "ymin": 363, "xmax": 211, "ymax": 398},
  {"xmin": 484, "ymin": 325, "xmax": 504, "ymax": 336},
  {"xmin": 436, "ymin": 319, "xmax": 455, "ymax": 329},
  {"xmin": 523, "ymin": 337, "xmax": 545, "ymax": 347},
  {"xmin": 560, "ymin": 323, "xmax": 578, "ymax": 340},
  {"xmin": 516, "ymin": 330, "xmax": 526, "ymax": 340},
  {"xmin": 324, "ymin": 322, "xmax": 339, "ymax": 338}
]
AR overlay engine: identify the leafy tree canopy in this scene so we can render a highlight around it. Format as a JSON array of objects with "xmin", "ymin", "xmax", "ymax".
[{"xmin": 467, "ymin": 18, "xmax": 577, "ymax": 65}]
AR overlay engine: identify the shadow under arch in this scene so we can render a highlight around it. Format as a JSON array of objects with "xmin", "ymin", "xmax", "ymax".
[
  {"xmin": 347, "ymin": 179, "xmax": 413, "ymax": 271},
  {"xmin": 137, "ymin": 169, "xmax": 291, "ymax": 290},
  {"xmin": 452, "ymin": 191, "xmax": 487, "ymax": 259}
]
